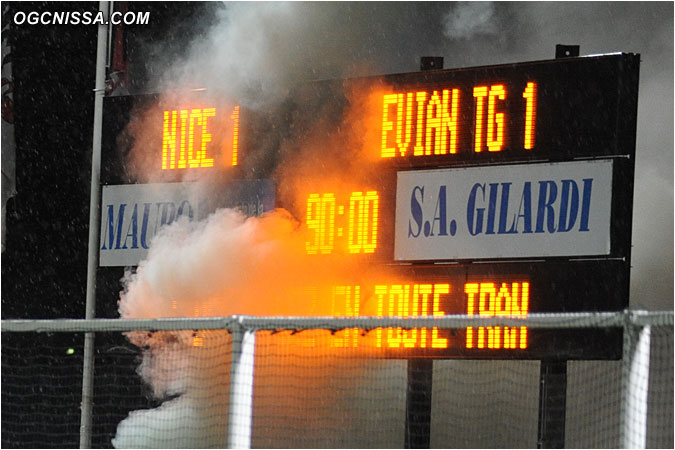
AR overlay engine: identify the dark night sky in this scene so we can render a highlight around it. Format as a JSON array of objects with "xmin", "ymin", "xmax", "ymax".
[{"xmin": 2, "ymin": 2, "xmax": 217, "ymax": 319}]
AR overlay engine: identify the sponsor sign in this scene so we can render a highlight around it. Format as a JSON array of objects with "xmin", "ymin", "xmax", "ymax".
[
  {"xmin": 395, "ymin": 160, "xmax": 613, "ymax": 261},
  {"xmin": 100, "ymin": 180, "xmax": 275, "ymax": 266}
]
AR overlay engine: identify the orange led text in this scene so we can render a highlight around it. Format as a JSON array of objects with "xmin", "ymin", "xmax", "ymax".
[
  {"xmin": 162, "ymin": 106, "xmax": 240, "ymax": 170},
  {"xmin": 305, "ymin": 191, "xmax": 380, "ymax": 255},
  {"xmin": 381, "ymin": 83, "xmax": 537, "ymax": 158},
  {"xmin": 465, "ymin": 281, "xmax": 529, "ymax": 349}
]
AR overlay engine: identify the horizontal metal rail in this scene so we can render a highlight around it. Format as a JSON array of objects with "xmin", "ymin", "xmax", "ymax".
[{"xmin": 2, "ymin": 310, "xmax": 672, "ymax": 333}]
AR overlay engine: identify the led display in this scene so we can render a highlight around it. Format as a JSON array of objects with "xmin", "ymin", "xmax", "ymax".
[
  {"xmin": 305, "ymin": 191, "xmax": 380, "ymax": 255},
  {"xmin": 161, "ymin": 105, "xmax": 240, "ymax": 170},
  {"xmin": 101, "ymin": 54, "xmax": 639, "ymax": 359}
]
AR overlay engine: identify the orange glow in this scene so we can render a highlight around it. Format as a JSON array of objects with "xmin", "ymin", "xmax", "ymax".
[
  {"xmin": 473, "ymin": 86, "xmax": 488, "ymax": 152},
  {"xmin": 162, "ymin": 107, "xmax": 218, "ymax": 170},
  {"xmin": 522, "ymin": 82, "xmax": 537, "ymax": 149},
  {"xmin": 160, "ymin": 105, "xmax": 239, "ymax": 171},
  {"xmin": 425, "ymin": 92, "xmax": 443, "ymax": 156},
  {"xmin": 381, "ymin": 88, "xmax": 460, "ymax": 159},
  {"xmin": 413, "ymin": 92, "xmax": 427, "ymax": 156},
  {"xmin": 162, "ymin": 110, "xmax": 178, "ymax": 169},
  {"xmin": 431, "ymin": 284, "xmax": 449, "ymax": 348},
  {"xmin": 374, "ymin": 283, "xmax": 450, "ymax": 349},
  {"xmin": 230, "ymin": 105, "xmax": 240, "ymax": 165},
  {"xmin": 465, "ymin": 281, "xmax": 529, "ymax": 350},
  {"xmin": 487, "ymin": 85, "xmax": 506, "ymax": 152},
  {"xmin": 305, "ymin": 193, "xmax": 336, "ymax": 255},
  {"xmin": 380, "ymin": 94, "xmax": 398, "ymax": 157},
  {"xmin": 192, "ymin": 305, "xmax": 207, "ymax": 347},
  {"xmin": 200, "ymin": 108, "xmax": 215, "ymax": 167},
  {"xmin": 331, "ymin": 285, "xmax": 360, "ymax": 348},
  {"xmin": 305, "ymin": 190, "xmax": 379, "ymax": 256},
  {"xmin": 347, "ymin": 191, "xmax": 379, "ymax": 254},
  {"xmin": 396, "ymin": 93, "xmax": 414, "ymax": 156},
  {"xmin": 179, "ymin": 110, "xmax": 188, "ymax": 168},
  {"xmin": 441, "ymin": 89, "xmax": 459, "ymax": 154},
  {"xmin": 473, "ymin": 85, "xmax": 506, "ymax": 152},
  {"xmin": 425, "ymin": 90, "xmax": 460, "ymax": 156}
]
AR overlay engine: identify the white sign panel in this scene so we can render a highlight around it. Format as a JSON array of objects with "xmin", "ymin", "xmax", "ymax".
[
  {"xmin": 100, "ymin": 180, "xmax": 275, "ymax": 267},
  {"xmin": 395, "ymin": 160, "xmax": 613, "ymax": 261},
  {"xmin": 100, "ymin": 183, "xmax": 200, "ymax": 267}
]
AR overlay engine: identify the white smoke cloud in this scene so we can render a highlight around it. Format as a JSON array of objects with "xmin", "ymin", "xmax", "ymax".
[{"xmin": 442, "ymin": 2, "xmax": 498, "ymax": 40}]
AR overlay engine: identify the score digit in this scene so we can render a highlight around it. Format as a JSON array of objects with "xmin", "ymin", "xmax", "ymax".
[
  {"xmin": 305, "ymin": 190, "xmax": 380, "ymax": 255},
  {"xmin": 348, "ymin": 191, "xmax": 380, "ymax": 254},
  {"xmin": 305, "ymin": 193, "xmax": 336, "ymax": 255}
]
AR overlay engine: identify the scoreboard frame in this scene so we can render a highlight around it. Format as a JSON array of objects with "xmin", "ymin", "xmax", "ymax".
[{"xmin": 101, "ymin": 53, "xmax": 640, "ymax": 360}]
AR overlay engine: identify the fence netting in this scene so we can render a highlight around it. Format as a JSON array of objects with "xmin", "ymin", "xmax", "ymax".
[{"xmin": 1, "ymin": 314, "xmax": 673, "ymax": 448}]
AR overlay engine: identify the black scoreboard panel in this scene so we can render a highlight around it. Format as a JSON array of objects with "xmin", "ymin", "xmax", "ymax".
[
  {"xmin": 312, "ymin": 262, "xmax": 623, "ymax": 360},
  {"xmin": 101, "ymin": 54, "xmax": 639, "ymax": 359},
  {"xmin": 285, "ymin": 54, "xmax": 638, "ymax": 359},
  {"xmin": 375, "ymin": 53, "xmax": 639, "ymax": 165}
]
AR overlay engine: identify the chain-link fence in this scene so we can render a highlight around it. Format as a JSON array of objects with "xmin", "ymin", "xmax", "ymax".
[{"xmin": 2, "ymin": 311, "xmax": 673, "ymax": 448}]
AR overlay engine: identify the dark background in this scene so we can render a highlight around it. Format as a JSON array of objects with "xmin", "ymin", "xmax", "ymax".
[{"xmin": 2, "ymin": 3, "xmax": 221, "ymax": 447}]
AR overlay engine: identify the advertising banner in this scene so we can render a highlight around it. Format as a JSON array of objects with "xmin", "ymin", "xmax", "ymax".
[
  {"xmin": 395, "ymin": 160, "xmax": 613, "ymax": 261},
  {"xmin": 100, "ymin": 180, "xmax": 275, "ymax": 266}
]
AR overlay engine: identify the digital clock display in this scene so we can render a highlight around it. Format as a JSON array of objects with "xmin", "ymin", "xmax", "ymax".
[{"xmin": 305, "ymin": 191, "xmax": 380, "ymax": 255}]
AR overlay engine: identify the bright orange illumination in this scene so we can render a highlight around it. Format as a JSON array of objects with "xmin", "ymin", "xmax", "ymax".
[
  {"xmin": 381, "ymin": 89, "xmax": 460, "ymax": 158},
  {"xmin": 381, "ymin": 94, "xmax": 398, "ymax": 157},
  {"xmin": 379, "ymin": 82, "xmax": 540, "ymax": 159},
  {"xmin": 431, "ymin": 284, "xmax": 449, "ymax": 348},
  {"xmin": 413, "ymin": 92, "xmax": 428, "ymax": 156},
  {"xmin": 423, "ymin": 89, "xmax": 460, "ymax": 156},
  {"xmin": 522, "ymin": 82, "xmax": 537, "ymax": 150},
  {"xmin": 465, "ymin": 281, "xmax": 529, "ymax": 349},
  {"xmin": 162, "ymin": 108, "xmax": 216, "ymax": 170},
  {"xmin": 331, "ymin": 285, "xmax": 360, "ymax": 348},
  {"xmin": 375, "ymin": 283, "xmax": 450, "ymax": 349},
  {"xmin": 347, "ymin": 191, "xmax": 379, "ymax": 254},
  {"xmin": 442, "ymin": 89, "xmax": 460, "ymax": 154},
  {"xmin": 162, "ymin": 105, "xmax": 239, "ymax": 170},
  {"xmin": 487, "ymin": 85, "xmax": 506, "ymax": 152},
  {"xmin": 473, "ymin": 86, "xmax": 488, "ymax": 152},
  {"xmin": 200, "ymin": 108, "xmax": 215, "ymax": 167},
  {"xmin": 425, "ymin": 92, "xmax": 443, "ymax": 156},
  {"xmin": 305, "ymin": 190, "xmax": 379, "ymax": 255},
  {"xmin": 316, "ymin": 279, "xmax": 529, "ymax": 352},
  {"xmin": 230, "ymin": 105, "xmax": 240, "ymax": 165},
  {"xmin": 305, "ymin": 193, "xmax": 336, "ymax": 255},
  {"xmin": 396, "ymin": 93, "xmax": 414, "ymax": 156},
  {"xmin": 474, "ymin": 85, "xmax": 506, "ymax": 152},
  {"xmin": 192, "ymin": 305, "xmax": 209, "ymax": 347},
  {"xmin": 162, "ymin": 110, "xmax": 178, "ymax": 169}
]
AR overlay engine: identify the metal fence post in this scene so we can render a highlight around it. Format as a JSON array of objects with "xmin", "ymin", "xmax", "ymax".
[
  {"xmin": 80, "ymin": 1, "xmax": 109, "ymax": 447},
  {"xmin": 620, "ymin": 312, "xmax": 651, "ymax": 449},
  {"xmin": 227, "ymin": 324, "xmax": 257, "ymax": 449}
]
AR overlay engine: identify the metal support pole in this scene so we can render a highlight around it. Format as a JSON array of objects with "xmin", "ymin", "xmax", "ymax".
[
  {"xmin": 620, "ymin": 319, "xmax": 651, "ymax": 449},
  {"xmin": 227, "ymin": 326, "xmax": 257, "ymax": 449},
  {"xmin": 537, "ymin": 360, "xmax": 567, "ymax": 448},
  {"xmin": 405, "ymin": 359, "xmax": 433, "ymax": 448},
  {"xmin": 404, "ymin": 56, "xmax": 443, "ymax": 450},
  {"xmin": 80, "ymin": 2, "xmax": 109, "ymax": 448}
]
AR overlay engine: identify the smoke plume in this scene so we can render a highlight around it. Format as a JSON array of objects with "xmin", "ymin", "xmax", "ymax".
[{"xmin": 113, "ymin": 2, "xmax": 673, "ymax": 447}]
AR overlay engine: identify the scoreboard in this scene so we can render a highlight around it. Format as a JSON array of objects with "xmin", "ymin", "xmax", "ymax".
[{"xmin": 101, "ymin": 53, "xmax": 640, "ymax": 359}]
